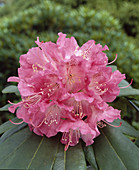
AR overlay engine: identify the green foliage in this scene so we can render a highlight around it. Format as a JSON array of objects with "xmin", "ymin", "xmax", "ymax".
[
  {"xmin": 53, "ymin": 0, "xmax": 139, "ymax": 39},
  {"xmin": 0, "ymin": 118, "xmax": 138, "ymax": 169},
  {"xmin": 0, "ymin": 0, "xmax": 41, "ymax": 18},
  {"xmin": 0, "ymin": 123, "xmax": 86, "ymax": 169},
  {"xmin": 93, "ymin": 125, "xmax": 139, "ymax": 170},
  {"xmin": 117, "ymin": 2, "xmax": 139, "ymax": 38}
]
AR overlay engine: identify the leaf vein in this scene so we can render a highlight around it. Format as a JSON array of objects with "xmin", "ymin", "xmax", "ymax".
[
  {"xmin": 101, "ymin": 129, "xmax": 127, "ymax": 169},
  {"xmin": 0, "ymin": 131, "xmax": 32, "ymax": 165},
  {"xmin": 26, "ymin": 136, "xmax": 44, "ymax": 170}
]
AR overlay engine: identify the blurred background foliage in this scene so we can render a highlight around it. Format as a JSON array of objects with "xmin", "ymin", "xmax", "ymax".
[{"xmin": 0, "ymin": 0, "xmax": 139, "ymax": 127}]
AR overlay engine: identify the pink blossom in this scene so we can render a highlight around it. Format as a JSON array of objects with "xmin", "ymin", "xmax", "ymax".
[
  {"xmin": 8, "ymin": 32, "xmax": 125, "ymax": 150},
  {"xmin": 57, "ymin": 93, "xmax": 120, "ymax": 150}
]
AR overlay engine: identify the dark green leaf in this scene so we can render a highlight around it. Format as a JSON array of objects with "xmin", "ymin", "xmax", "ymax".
[
  {"xmin": 0, "ymin": 126, "xmax": 86, "ymax": 169},
  {"xmin": 53, "ymin": 141, "xmax": 65, "ymax": 170},
  {"xmin": 65, "ymin": 141, "xmax": 87, "ymax": 170},
  {"xmin": 83, "ymin": 145, "xmax": 98, "ymax": 170},
  {"xmin": 109, "ymin": 98, "xmax": 127, "ymax": 118},
  {"xmin": 87, "ymin": 166, "xmax": 95, "ymax": 170},
  {"xmin": 0, "ymin": 117, "xmax": 25, "ymax": 135},
  {"xmin": 0, "ymin": 127, "xmax": 59, "ymax": 169},
  {"xmin": 133, "ymin": 100, "xmax": 139, "ymax": 106},
  {"xmin": 2, "ymin": 85, "xmax": 20, "ymax": 96},
  {"xmin": 0, "ymin": 122, "xmax": 27, "ymax": 144},
  {"xmin": 93, "ymin": 126, "xmax": 139, "ymax": 170},
  {"xmin": 135, "ymin": 136, "xmax": 139, "ymax": 147},
  {"xmin": 111, "ymin": 119, "xmax": 139, "ymax": 138},
  {"xmin": 132, "ymin": 121, "xmax": 139, "ymax": 131},
  {"xmin": 26, "ymin": 135, "xmax": 59, "ymax": 170},
  {"xmin": 127, "ymin": 99, "xmax": 139, "ymax": 112},
  {"xmin": 0, "ymin": 104, "xmax": 11, "ymax": 111}
]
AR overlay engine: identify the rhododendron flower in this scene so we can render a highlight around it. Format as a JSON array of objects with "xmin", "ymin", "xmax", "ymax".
[{"xmin": 8, "ymin": 32, "xmax": 126, "ymax": 151}]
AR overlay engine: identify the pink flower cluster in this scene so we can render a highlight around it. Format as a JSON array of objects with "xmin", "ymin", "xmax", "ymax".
[{"xmin": 8, "ymin": 33, "xmax": 125, "ymax": 150}]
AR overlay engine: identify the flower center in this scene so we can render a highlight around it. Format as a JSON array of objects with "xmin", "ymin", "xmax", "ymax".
[
  {"xmin": 72, "ymin": 101, "xmax": 85, "ymax": 119},
  {"xmin": 23, "ymin": 93, "xmax": 42, "ymax": 108}
]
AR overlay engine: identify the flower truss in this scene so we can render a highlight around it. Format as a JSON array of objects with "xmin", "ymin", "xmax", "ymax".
[{"xmin": 8, "ymin": 32, "xmax": 128, "ymax": 151}]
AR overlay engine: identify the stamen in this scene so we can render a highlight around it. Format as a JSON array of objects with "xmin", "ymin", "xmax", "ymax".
[
  {"xmin": 75, "ymin": 130, "xmax": 80, "ymax": 144},
  {"xmin": 120, "ymin": 79, "xmax": 133, "ymax": 89},
  {"xmin": 9, "ymin": 119, "xmax": 24, "ymax": 125},
  {"xmin": 8, "ymin": 100, "xmax": 15, "ymax": 104},
  {"xmin": 107, "ymin": 54, "xmax": 117, "ymax": 65},
  {"xmin": 64, "ymin": 144, "xmax": 69, "ymax": 151},
  {"xmin": 82, "ymin": 43, "xmax": 94, "ymax": 59},
  {"xmin": 64, "ymin": 129, "xmax": 73, "ymax": 151},
  {"xmin": 97, "ymin": 121, "xmax": 107, "ymax": 128},
  {"xmin": 30, "ymin": 117, "xmax": 46, "ymax": 128},
  {"xmin": 45, "ymin": 83, "xmax": 59, "ymax": 98},
  {"xmin": 103, "ymin": 120, "xmax": 122, "ymax": 127},
  {"xmin": 62, "ymin": 132, "xmax": 68, "ymax": 141},
  {"xmin": 32, "ymin": 64, "xmax": 38, "ymax": 72}
]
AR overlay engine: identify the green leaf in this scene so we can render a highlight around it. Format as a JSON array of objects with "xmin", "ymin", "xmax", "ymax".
[
  {"xmin": 118, "ymin": 79, "xmax": 139, "ymax": 97},
  {"xmin": 133, "ymin": 100, "xmax": 139, "ymax": 106},
  {"xmin": 0, "ymin": 104, "xmax": 11, "ymax": 111},
  {"xmin": 109, "ymin": 98, "xmax": 127, "ymax": 118},
  {"xmin": 135, "ymin": 136, "xmax": 139, "ymax": 147},
  {"xmin": 2, "ymin": 85, "xmax": 20, "ymax": 96},
  {"xmin": 119, "ymin": 88, "xmax": 139, "ymax": 97},
  {"xmin": 127, "ymin": 99, "xmax": 139, "ymax": 112},
  {"xmin": 107, "ymin": 65, "xmax": 117, "ymax": 72},
  {"xmin": 0, "ymin": 117, "xmax": 25, "ymax": 135},
  {"xmin": 0, "ymin": 127, "xmax": 59, "ymax": 169},
  {"xmin": 53, "ymin": 140, "xmax": 87, "ymax": 170},
  {"xmin": 0, "ymin": 126, "xmax": 86, "ymax": 169},
  {"xmin": 52, "ymin": 141, "xmax": 65, "ymax": 170},
  {"xmin": 83, "ymin": 145, "xmax": 98, "ymax": 170},
  {"xmin": 118, "ymin": 79, "xmax": 132, "ymax": 89},
  {"xmin": 65, "ymin": 141, "xmax": 87, "ymax": 170},
  {"xmin": 0, "ymin": 122, "xmax": 27, "ymax": 144},
  {"xmin": 87, "ymin": 165, "xmax": 95, "ymax": 170},
  {"xmin": 132, "ymin": 121, "xmax": 139, "ymax": 131},
  {"xmin": 111, "ymin": 119, "xmax": 139, "ymax": 138},
  {"xmin": 93, "ymin": 126, "xmax": 139, "ymax": 170}
]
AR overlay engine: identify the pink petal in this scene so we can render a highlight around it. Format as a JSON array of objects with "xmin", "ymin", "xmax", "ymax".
[{"xmin": 7, "ymin": 76, "xmax": 19, "ymax": 83}]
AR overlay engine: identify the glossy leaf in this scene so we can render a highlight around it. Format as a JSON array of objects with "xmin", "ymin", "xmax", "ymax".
[
  {"xmin": 111, "ymin": 119, "xmax": 139, "ymax": 138},
  {"xmin": 93, "ymin": 125, "xmax": 139, "ymax": 170},
  {"xmin": 83, "ymin": 145, "xmax": 98, "ymax": 170},
  {"xmin": 0, "ymin": 127, "xmax": 59, "ymax": 169},
  {"xmin": 0, "ymin": 104, "xmax": 12, "ymax": 111},
  {"xmin": 109, "ymin": 98, "xmax": 127, "ymax": 118},
  {"xmin": 135, "ymin": 137, "xmax": 139, "ymax": 147},
  {"xmin": 118, "ymin": 79, "xmax": 132, "ymax": 89},
  {"xmin": 119, "ymin": 88, "xmax": 139, "ymax": 97},
  {"xmin": 0, "ymin": 123, "xmax": 27, "ymax": 144},
  {"xmin": 52, "ymin": 142, "xmax": 65, "ymax": 170},
  {"xmin": 0, "ymin": 117, "xmax": 25, "ymax": 135},
  {"xmin": 0, "ymin": 126, "xmax": 86, "ymax": 170},
  {"xmin": 107, "ymin": 65, "xmax": 117, "ymax": 72},
  {"xmin": 65, "ymin": 141, "xmax": 86, "ymax": 170},
  {"xmin": 127, "ymin": 99, "xmax": 139, "ymax": 112},
  {"xmin": 2, "ymin": 85, "xmax": 20, "ymax": 96},
  {"xmin": 118, "ymin": 79, "xmax": 139, "ymax": 96}
]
